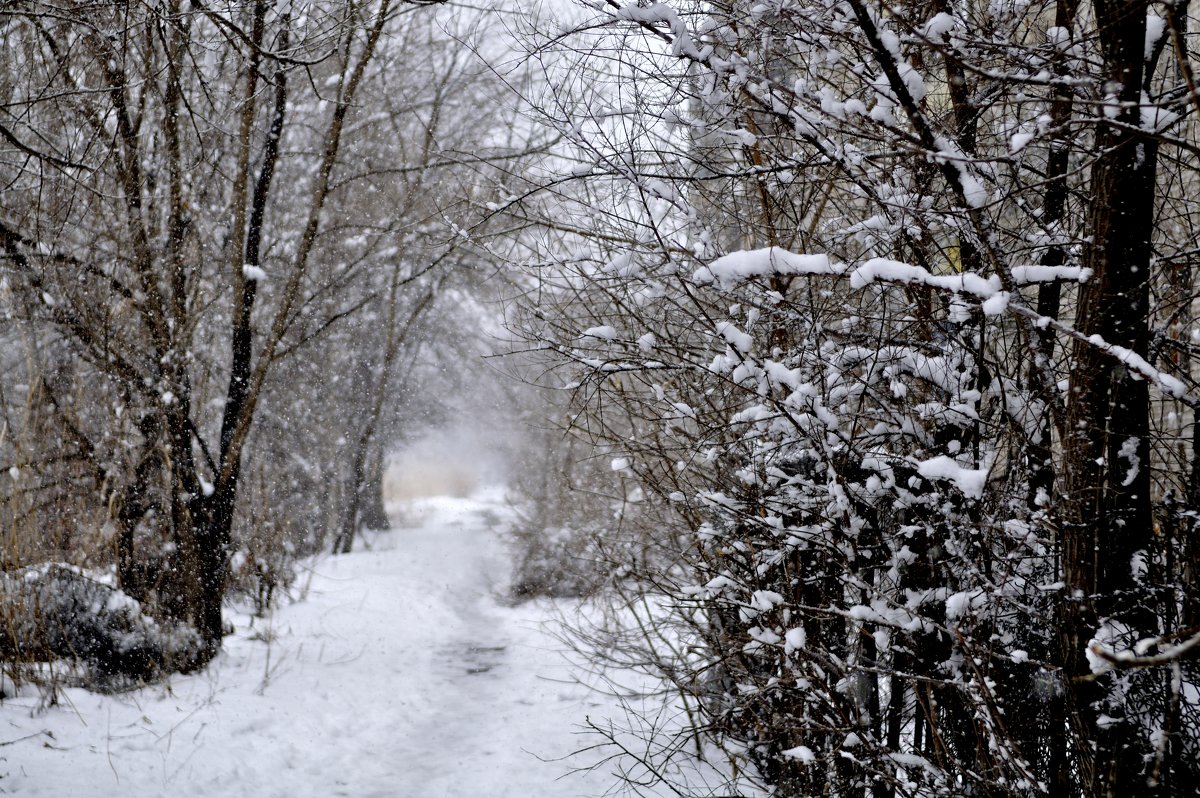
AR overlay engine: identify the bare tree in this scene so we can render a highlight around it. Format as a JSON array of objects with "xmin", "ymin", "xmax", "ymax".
[{"xmin": 0, "ymin": 0, "xmax": 411, "ymax": 663}]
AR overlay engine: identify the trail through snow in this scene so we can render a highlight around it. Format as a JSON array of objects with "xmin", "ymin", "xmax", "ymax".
[{"xmin": 1, "ymin": 490, "xmax": 627, "ymax": 797}]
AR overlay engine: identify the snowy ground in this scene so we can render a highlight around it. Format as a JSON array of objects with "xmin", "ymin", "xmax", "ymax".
[{"xmin": 0, "ymin": 490, "xmax": 636, "ymax": 797}]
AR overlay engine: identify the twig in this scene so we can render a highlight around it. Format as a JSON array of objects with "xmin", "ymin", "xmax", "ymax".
[
  {"xmin": 106, "ymin": 707, "xmax": 120, "ymax": 784},
  {"xmin": 0, "ymin": 730, "xmax": 51, "ymax": 747}
]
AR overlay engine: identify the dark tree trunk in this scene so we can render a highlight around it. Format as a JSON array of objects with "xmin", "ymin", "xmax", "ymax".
[
  {"xmin": 1059, "ymin": 0, "xmax": 1159, "ymax": 791},
  {"xmin": 358, "ymin": 450, "xmax": 390, "ymax": 531},
  {"xmin": 114, "ymin": 412, "xmax": 164, "ymax": 601},
  {"xmin": 1027, "ymin": 0, "xmax": 1080, "ymax": 513},
  {"xmin": 191, "ymin": 483, "xmax": 237, "ymax": 663},
  {"xmin": 181, "ymin": 16, "xmax": 287, "ymax": 661},
  {"xmin": 334, "ymin": 429, "xmax": 372, "ymax": 555}
]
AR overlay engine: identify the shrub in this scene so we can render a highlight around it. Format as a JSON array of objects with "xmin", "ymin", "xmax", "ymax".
[{"xmin": 1, "ymin": 564, "xmax": 204, "ymax": 691}]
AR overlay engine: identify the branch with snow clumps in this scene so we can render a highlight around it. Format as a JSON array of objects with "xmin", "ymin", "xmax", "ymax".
[
  {"xmin": 1089, "ymin": 626, "xmax": 1200, "ymax": 671},
  {"xmin": 695, "ymin": 247, "xmax": 1195, "ymax": 404}
]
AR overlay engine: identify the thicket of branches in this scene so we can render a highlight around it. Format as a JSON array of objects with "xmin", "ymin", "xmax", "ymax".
[
  {"xmin": 0, "ymin": 0, "xmax": 533, "ymax": 684},
  {"xmin": 504, "ymin": 0, "xmax": 1200, "ymax": 795},
  {"xmin": 3, "ymin": 0, "xmax": 1198, "ymax": 791}
]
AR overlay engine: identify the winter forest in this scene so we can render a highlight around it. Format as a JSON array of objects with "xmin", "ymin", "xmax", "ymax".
[{"xmin": 1, "ymin": 0, "xmax": 1199, "ymax": 795}]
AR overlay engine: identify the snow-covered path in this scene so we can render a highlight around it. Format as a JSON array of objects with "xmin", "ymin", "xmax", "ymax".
[{"xmin": 1, "ymin": 492, "xmax": 622, "ymax": 797}]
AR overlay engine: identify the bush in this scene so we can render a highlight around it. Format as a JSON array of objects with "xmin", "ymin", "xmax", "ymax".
[
  {"xmin": 510, "ymin": 522, "xmax": 605, "ymax": 599},
  {"xmin": 1, "ymin": 564, "xmax": 204, "ymax": 690}
]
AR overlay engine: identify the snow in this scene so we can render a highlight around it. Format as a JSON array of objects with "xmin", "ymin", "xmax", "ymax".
[
  {"xmin": 784, "ymin": 627, "xmax": 807, "ymax": 652},
  {"xmin": 580, "ymin": 325, "xmax": 619, "ymax": 340},
  {"xmin": 916, "ymin": 455, "xmax": 989, "ymax": 499},
  {"xmin": 611, "ymin": 2, "xmax": 705, "ymax": 60},
  {"xmin": 1131, "ymin": 549, "xmax": 1149, "ymax": 582},
  {"xmin": 1046, "ymin": 26, "xmax": 1071, "ymax": 48},
  {"xmin": 1140, "ymin": 100, "xmax": 1179, "ymax": 133},
  {"xmin": 750, "ymin": 590, "xmax": 784, "ymax": 611},
  {"xmin": 781, "ymin": 745, "xmax": 816, "ymax": 762},
  {"xmin": 1009, "ymin": 131, "xmax": 1034, "ymax": 153},
  {"xmin": 693, "ymin": 247, "xmax": 841, "ymax": 289},
  {"xmin": 715, "ymin": 320, "xmax": 753, "ymax": 353},
  {"xmin": 1086, "ymin": 618, "xmax": 1135, "ymax": 674},
  {"xmin": 1011, "ymin": 265, "xmax": 1091, "ymax": 284},
  {"xmin": 242, "ymin": 264, "xmax": 267, "ymax": 281},
  {"xmin": 898, "ymin": 62, "xmax": 927, "ymax": 104},
  {"xmin": 1085, "ymin": 333, "xmax": 1188, "ymax": 397},
  {"xmin": 1, "ymin": 489, "xmax": 639, "ymax": 797},
  {"xmin": 850, "ymin": 258, "xmax": 1001, "ymax": 299},
  {"xmin": 920, "ymin": 12, "xmax": 959, "ymax": 39},
  {"xmin": 933, "ymin": 138, "xmax": 989, "ymax": 207},
  {"xmin": 981, "ymin": 291, "xmax": 1009, "ymax": 316},
  {"xmin": 956, "ymin": 167, "xmax": 988, "ymax": 208},
  {"xmin": 944, "ymin": 589, "xmax": 985, "ymax": 621},
  {"xmin": 603, "ymin": 252, "xmax": 639, "ymax": 278},
  {"xmin": 1145, "ymin": 14, "xmax": 1166, "ymax": 60},
  {"xmin": 1118, "ymin": 436, "xmax": 1140, "ymax": 487}
]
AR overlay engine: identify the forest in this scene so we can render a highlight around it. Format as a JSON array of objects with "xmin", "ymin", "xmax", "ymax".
[{"xmin": 1, "ymin": 0, "xmax": 1198, "ymax": 795}]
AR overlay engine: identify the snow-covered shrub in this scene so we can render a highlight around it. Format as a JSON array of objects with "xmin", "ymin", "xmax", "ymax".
[
  {"xmin": 0, "ymin": 565, "xmax": 204, "ymax": 689},
  {"xmin": 509, "ymin": 0, "xmax": 1200, "ymax": 790},
  {"xmin": 506, "ymin": 430, "xmax": 619, "ymax": 599},
  {"xmin": 510, "ymin": 523, "xmax": 604, "ymax": 599},
  {"xmin": 501, "ymin": 369, "xmax": 670, "ymax": 600}
]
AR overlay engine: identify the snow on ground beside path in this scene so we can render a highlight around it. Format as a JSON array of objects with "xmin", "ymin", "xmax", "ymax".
[{"xmin": 0, "ymin": 488, "xmax": 650, "ymax": 797}]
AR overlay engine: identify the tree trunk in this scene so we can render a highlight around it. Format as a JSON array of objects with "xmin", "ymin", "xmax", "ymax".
[
  {"xmin": 334, "ymin": 428, "xmax": 372, "ymax": 554},
  {"xmin": 190, "ymin": 484, "xmax": 237, "ymax": 664},
  {"xmin": 1059, "ymin": 0, "xmax": 1159, "ymax": 791},
  {"xmin": 358, "ymin": 450, "xmax": 390, "ymax": 531}
]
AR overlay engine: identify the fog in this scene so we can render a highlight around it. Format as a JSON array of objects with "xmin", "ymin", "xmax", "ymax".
[{"xmin": 384, "ymin": 422, "xmax": 519, "ymax": 502}]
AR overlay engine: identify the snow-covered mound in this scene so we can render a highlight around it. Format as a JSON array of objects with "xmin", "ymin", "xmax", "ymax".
[
  {"xmin": 0, "ymin": 489, "xmax": 624, "ymax": 797},
  {"xmin": 1, "ymin": 565, "xmax": 203, "ymax": 687}
]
